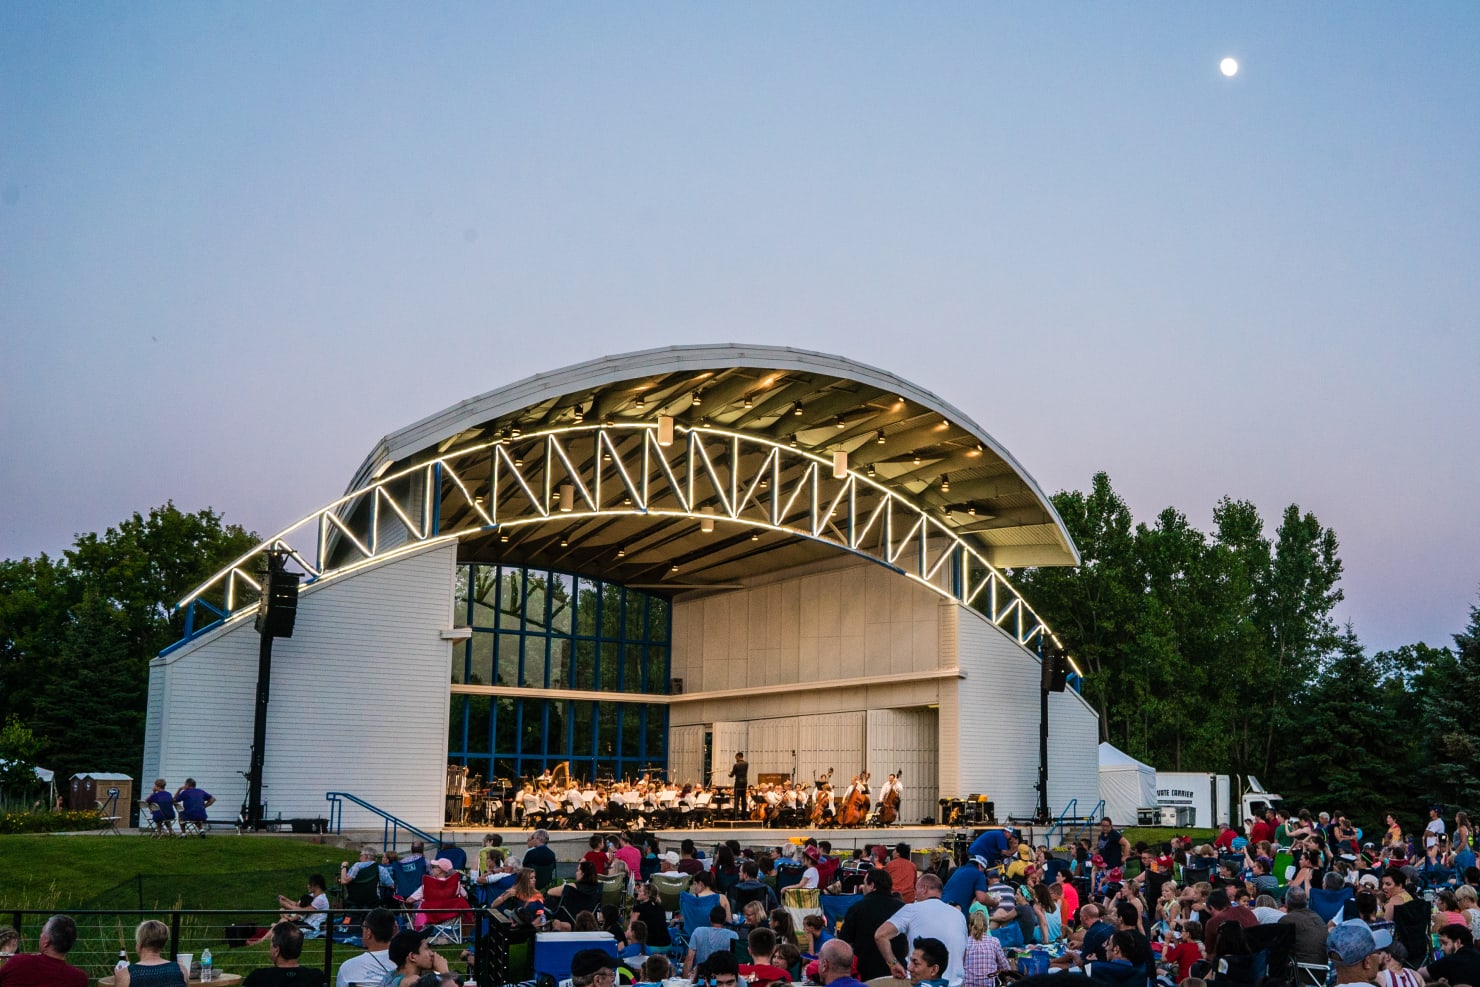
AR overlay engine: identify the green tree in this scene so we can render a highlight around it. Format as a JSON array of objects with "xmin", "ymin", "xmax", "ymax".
[
  {"xmin": 1009, "ymin": 472, "xmax": 1146, "ymax": 746},
  {"xmin": 0, "ymin": 503, "xmax": 257, "ymax": 782},
  {"xmin": 1277, "ymin": 625, "xmax": 1402, "ymax": 814},
  {"xmin": 0, "ymin": 714, "xmax": 42, "ymax": 804},
  {"xmin": 1423, "ymin": 596, "xmax": 1480, "ymax": 807}
]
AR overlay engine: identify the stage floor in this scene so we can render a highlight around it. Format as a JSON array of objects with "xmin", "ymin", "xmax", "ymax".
[{"xmin": 428, "ymin": 824, "xmax": 973, "ymax": 856}]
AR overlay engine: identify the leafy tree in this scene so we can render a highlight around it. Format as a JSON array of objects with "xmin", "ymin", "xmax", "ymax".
[
  {"xmin": 1009, "ymin": 472, "xmax": 1146, "ymax": 745},
  {"xmin": 0, "ymin": 503, "xmax": 257, "ymax": 782},
  {"xmin": 0, "ymin": 714, "xmax": 42, "ymax": 802}
]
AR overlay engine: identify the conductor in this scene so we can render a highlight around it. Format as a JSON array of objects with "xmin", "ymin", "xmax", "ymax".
[{"xmin": 729, "ymin": 752, "xmax": 749, "ymax": 820}]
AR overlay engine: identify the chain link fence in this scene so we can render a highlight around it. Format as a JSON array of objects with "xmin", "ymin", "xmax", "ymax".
[{"xmin": 3, "ymin": 907, "xmax": 501, "ymax": 985}]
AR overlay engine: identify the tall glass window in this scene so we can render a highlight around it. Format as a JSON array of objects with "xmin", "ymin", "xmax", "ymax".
[{"xmin": 449, "ymin": 563, "xmax": 672, "ymax": 783}]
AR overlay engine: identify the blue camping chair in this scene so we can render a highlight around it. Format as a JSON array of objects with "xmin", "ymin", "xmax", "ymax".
[
  {"xmin": 393, "ymin": 857, "xmax": 429, "ymax": 900},
  {"xmin": 820, "ymin": 894, "xmax": 862, "ymax": 931},
  {"xmin": 678, "ymin": 890, "xmax": 724, "ymax": 938},
  {"xmin": 438, "ymin": 844, "xmax": 468, "ymax": 872},
  {"xmin": 1310, "ymin": 886, "xmax": 1354, "ymax": 923}
]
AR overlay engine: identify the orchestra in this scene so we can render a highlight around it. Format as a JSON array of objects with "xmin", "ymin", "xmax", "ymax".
[{"xmin": 444, "ymin": 761, "xmax": 911, "ymax": 830}]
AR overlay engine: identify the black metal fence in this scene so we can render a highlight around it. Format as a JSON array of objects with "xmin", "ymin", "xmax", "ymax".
[{"xmin": 3, "ymin": 908, "xmax": 505, "ymax": 985}]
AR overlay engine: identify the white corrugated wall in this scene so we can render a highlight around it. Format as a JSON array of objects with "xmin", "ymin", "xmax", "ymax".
[
  {"xmin": 147, "ymin": 542, "xmax": 457, "ymax": 831},
  {"xmin": 953, "ymin": 606, "xmax": 1100, "ymax": 821},
  {"xmin": 668, "ymin": 725, "xmax": 705, "ymax": 786},
  {"xmin": 866, "ymin": 707, "xmax": 939, "ymax": 826}
]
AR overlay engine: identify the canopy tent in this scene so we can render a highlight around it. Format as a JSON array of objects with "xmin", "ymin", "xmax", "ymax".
[
  {"xmin": 1098, "ymin": 742, "xmax": 1157, "ymax": 827},
  {"xmin": 0, "ymin": 760, "xmax": 58, "ymax": 807}
]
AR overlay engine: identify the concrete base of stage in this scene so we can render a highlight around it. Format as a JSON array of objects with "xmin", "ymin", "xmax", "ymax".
[{"xmin": 337, "ymin": 823, "xmax": 1015, "ymax": 859}]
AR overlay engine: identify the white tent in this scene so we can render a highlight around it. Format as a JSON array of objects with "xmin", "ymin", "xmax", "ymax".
[{"xmin": 1098, "ymin": 742, "xmax": 1157, "ymax": 826}]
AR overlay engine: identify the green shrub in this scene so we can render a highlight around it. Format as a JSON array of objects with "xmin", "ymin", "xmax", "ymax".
[{"xmin": 0, "ymin": 809, "xmax": 105, "ymax": 834}]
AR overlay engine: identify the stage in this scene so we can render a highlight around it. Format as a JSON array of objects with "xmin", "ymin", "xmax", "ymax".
[{"xmin": 337, "ymin": 823, "xmax": 1037, "ymax": 861}]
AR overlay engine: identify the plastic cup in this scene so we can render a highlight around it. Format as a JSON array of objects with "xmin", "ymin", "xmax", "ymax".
[{"xmin": 177, "ymin": 953, "xmax": 193, "ymax": 979}]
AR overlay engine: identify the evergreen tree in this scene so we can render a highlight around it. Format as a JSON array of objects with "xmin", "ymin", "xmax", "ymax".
[{"xmin": 1423, "ymin": 596, "xmax": 1480, "ymax": 807}]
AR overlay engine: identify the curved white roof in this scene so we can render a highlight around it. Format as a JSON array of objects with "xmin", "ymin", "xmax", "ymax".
[{"xmin": 349, "ymin": 344, "xmax": 1078, "ymax": 569}]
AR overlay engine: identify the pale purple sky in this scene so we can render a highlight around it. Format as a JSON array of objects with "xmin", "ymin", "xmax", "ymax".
[{"xmin": 2, "ymin": 3, "xmax": 1476, "ymax": 653}]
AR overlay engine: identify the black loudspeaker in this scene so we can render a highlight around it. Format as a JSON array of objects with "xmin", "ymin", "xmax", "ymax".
[
  {"xmin": 255, "ymin": 568, "xmax": 301, "ymax": 638},
  {"xmin": 1040, "ymin": 650, "xmax": 1069, "ymax": 692}
]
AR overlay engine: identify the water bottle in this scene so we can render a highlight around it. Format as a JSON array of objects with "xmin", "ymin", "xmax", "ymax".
[
  {"xmin": 115, "ymin": 949, "xmax": 128, "ymax": 972},
  {"xmin": 201, "ymin": 948, "xmax": 214, "ymax": 981}
]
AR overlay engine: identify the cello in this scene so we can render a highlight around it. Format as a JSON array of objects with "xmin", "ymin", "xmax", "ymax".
[
  {"xmin": 878, "ymin": 768, "xmax": 903, "ymax": 825},
  {"xmin": 810, "ymin": 768, "xmax": 834, "ymax": 826},
  {"xmin": 839, "ymin": 772, "xmax": 871, "ymax": 827}
]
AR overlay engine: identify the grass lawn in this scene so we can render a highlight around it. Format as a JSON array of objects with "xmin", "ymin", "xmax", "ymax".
[
  {"xmin": 1, "ymin": 831, "xmax": 357, "ymax": 909},
  {"xmin": 0, "ymin": 832, "xmax": 477, "ymax": 982}
]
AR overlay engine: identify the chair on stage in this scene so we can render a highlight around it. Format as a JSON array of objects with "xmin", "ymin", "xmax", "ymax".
[{"xmin": 415, "ymin": 871, "xmax": 470, "ymax": 945}]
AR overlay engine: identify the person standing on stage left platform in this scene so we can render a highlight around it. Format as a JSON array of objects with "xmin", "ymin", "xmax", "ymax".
[{"xmin": 730, "ymin": 753, "xmax": 749, "ymax": 820}]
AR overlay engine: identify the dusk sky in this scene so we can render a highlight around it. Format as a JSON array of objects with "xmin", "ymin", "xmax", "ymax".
[{"xmin": 2, "ymin": 3, "xmax": 1476, "ymax": 655}]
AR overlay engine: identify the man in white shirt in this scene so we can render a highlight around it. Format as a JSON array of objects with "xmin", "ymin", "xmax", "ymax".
[
  {"xmin": 335, "ymin": 908, "xmax": 396, "ymax": 987},
  {"xmin": 1426, "ymin": 807, "xmax": 1447, "ymax": 849},
  {"xmin": 874, "ymin": 873, "xmax": 967, "ymax": 986}
]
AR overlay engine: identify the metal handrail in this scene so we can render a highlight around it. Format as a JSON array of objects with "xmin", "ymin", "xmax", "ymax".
[
  {"xmin": 1046, "ymin": 797, "xmax": 1107, "ymax": 847},
  {"xmin": 325, "ymin": 791, "xmax": 441, "ymax": 852}
]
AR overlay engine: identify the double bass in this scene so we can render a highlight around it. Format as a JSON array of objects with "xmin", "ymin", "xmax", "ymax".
[
  {"xmin": 838, "ymin": 772, "xmax": 871, "ymax": 827},
  {"xmin": 878, "ymin": 768, "xmax": 903, "ymax": 825},
  {"xmin": 810, "ymin": 768, "xmax": 834, "ymax": 826}
]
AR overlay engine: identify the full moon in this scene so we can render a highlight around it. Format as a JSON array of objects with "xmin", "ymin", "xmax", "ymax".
[{"xmin": 1220, "ymin": 57, "xmax": 1239, "ymax": 77}]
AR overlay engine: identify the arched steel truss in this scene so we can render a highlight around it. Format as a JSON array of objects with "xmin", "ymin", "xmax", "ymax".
[{"xmin": 172, "ymin": 423, "xmax": 1068, "ymax": 655}]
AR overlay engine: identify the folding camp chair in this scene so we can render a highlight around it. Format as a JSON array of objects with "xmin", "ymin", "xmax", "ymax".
[
  {"xmin": 650, "ymin": 873, "xmax": 691, "ymax": 914},
  {"xmin": 678, "ymin": 891, "xmax": 724, "ymax": 938},
  {"xmin": 96, "ymin": 799, "xmax": 123, "ymax": 836},
  {"xmin": 392, "ymin": 857, "xmax": 429, "ymax": 901},
  {"xmin": 416, "ymin": 873, "xmax": 469, "ymax": 945},
  {"xmin": 1392, "ymin": 898, "xmax": 1434, "ymax": 969},
  {"xmin": 1309, "ymin": 887, "xmax": 1353, "ymax": 923},
  {"xmin": 437, "ymin": 843, "xmax": 468, "ymax": 871},
  {"xmin": 599, "ymin": 871, "xmax": 628, "ymax": 912}
]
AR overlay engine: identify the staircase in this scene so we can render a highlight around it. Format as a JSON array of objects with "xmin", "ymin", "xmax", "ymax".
[
  {"xmin": 325, "ymin": 791, "xmax": 442, "ymax": 853},
  {"xmin": 1045, "ymin": 798, "xmax": 1105, "ymax": 849}
]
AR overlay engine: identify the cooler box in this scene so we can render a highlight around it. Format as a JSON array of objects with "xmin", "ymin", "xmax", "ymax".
[{"xmin": 534, "ymin": 932, "xmax": 619, "ymax": 981}]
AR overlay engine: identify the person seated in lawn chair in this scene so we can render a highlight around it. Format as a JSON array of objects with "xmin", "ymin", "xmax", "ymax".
[{"xmin": 405, "ymin": 858, "xmax": 468, "ymax": 930}]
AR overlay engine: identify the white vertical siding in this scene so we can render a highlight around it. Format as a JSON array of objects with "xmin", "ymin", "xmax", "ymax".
[
  {"xmin": 148, "ymin": 543, "xmax": 457, "ymax": 831},
  {"xmin": 746, "ymin": 719, "xmax": 798, "ymax": 780},
  {"xmin": 669, "ymin": 725, "xmax": 705, "ymax": 785},
  {"xmin": 142, "ymin": 664, "xmax": 165, "ymax": 784},
  {"xmin": 954, "ymin": 606, "xmax": 1100, "ymax": 821},
  {"xmin": 866, "ymin": 707, "xmax": 939, "ymax": 826},
  {"xmin": 797, "ymin": 712, "xmax": 865, "ymax": 789},
  {"xmin": 671, "ymin": 558, "xmax": 942, "ymax": 692},
  {"xmin": 709, "ymin": 721, "xmax": 749, "ymax": 786}
]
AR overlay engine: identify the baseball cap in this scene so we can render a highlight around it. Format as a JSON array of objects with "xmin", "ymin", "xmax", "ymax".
[
  {"xmin": 1327, "ymin": 921, "xmax": 1392, "ymax": 965},
  {"xmin": 971, "ymin": 855, "xmax": 990, "ymax": 868},
  {"xmin": 571, "ymin": 948, "xmax": 617, "ymax": 978}
]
